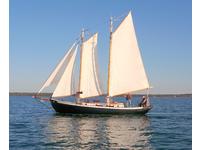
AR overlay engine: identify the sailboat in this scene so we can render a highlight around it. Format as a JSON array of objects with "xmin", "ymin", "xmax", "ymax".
[{"xmin": 35, "ymin": 11, "xmax": 152, "ymax": 114}]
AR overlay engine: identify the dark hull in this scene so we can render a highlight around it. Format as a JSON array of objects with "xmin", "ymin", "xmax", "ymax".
[{"xmin": 50, "ymin": 99, "xmax": 152, "ymax": 115}]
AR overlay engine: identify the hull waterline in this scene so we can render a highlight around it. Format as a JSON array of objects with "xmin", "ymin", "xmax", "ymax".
[{"xmin": 50, "ymin": 99, "xmax": 152, "ymax": 115}]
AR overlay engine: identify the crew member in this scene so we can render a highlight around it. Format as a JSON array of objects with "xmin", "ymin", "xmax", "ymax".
[
  {"xmin": 139, "ymin": 96, "xmax": 148, "ymax": 107},
  {"xmin": 125, "ymin": 94, "xmax": 132, "ymax": 107}
]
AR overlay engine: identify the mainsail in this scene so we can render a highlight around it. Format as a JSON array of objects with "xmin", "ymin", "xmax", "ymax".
[
  {"xmin": 52, "ymin": 45, "xmax": 78, "ymax": 97},
  {"xmin": 108, "ymin": 12, "xmax": 149, "ymax": 97},
  {"xmin": 38, "ymin": 42, "xmax": 77, "ymax": 95},
  {"xmin": 79, "ymin": 33, "xmax": 102, "ymax": 98}
]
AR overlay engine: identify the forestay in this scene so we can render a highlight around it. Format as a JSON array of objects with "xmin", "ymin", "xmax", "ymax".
[
  {"xmin": 79, "ymin": 33, "xmax": 102, "ymax": 98},
  {"xmin": 108, "ymin": 12, "xmax": 149, "ymax": 97}
]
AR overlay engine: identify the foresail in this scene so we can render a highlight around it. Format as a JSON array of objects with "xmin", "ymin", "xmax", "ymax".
[
  {"xmin": 52, "ymin": 45, "xmax": 78, "ymax": 98},
  {"xmin": 38, "ymin": 42, "xmax": 77, "ymax": 94},
  {"xmin": 79, "ymin": 33, "xmax": 102, "ymax": 98},
  {"xmin": 108, "ymin": 12, "xmax": 149, "ymax": 97}
]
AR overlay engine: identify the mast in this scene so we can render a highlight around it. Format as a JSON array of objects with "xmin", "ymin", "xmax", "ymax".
[
  {"xmin": 107, "ymin": 16, "xmax": 113, "ymax": 100},
  {"xmin": 77, "ymin": 28, "xmax": 84, "ymax": 100}
]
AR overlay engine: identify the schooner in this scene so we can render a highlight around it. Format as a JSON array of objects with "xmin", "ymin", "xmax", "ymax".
[{"xmin": 34, "ymin": 11, "xmax": 152, "ymax": 114}]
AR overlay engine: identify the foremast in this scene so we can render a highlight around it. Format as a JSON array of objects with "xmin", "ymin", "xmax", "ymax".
[
  {"xmin": 76, "ymin": 28, "xmax": 84, "ymax": 103},
  {"xmin": 107, "ymin": 16, "xmax": 113, "ymax": 105}
]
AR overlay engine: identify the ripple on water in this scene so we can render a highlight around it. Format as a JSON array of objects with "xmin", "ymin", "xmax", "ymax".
[{"xmin": 10, "ymin": 96, "xmax": 191, "ymax": 150}]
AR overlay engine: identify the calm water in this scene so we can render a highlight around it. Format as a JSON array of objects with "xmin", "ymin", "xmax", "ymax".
[{"xmin": 10, "ymin": 96, "xmax": 192, "ymax": 150}]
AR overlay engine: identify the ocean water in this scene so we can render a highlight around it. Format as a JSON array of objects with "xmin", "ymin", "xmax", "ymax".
[{"xmin": 10, "ymin": 96, "xmax": 192, "ymax": 150}]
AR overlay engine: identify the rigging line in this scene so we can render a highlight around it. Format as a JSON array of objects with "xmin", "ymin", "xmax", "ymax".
[
  {"xmin": 113, "ymin": 12, "xmax": 127, "ymax": 21},
  {"xmin": 77, "ymin": 12, "xmax": 129, "ymax": 47},
  {"xmin": 86, "ymin": 11, "xmax": 129, "ymax": 33},
  {"xmin": 34, "ymin": 98, "xmax": 54, "ymax": 110},
  {"xmin": 80, "ymin": 29, "xmax": 94, "ymax": 42},
  {"xmin": 147, "ymin": 88, "xmax": 150, "ymax": 98}
]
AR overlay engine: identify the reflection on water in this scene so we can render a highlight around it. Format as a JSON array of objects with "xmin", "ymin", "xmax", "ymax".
[
  {"xmin": 44, "ymin": 114, "xmax": 151, "ymax": 149},
  {"xmin": 9, "ymin": 96, "xmax": 192, "ymax": 150},
  {"xmin": 106, "ymin": 116, "xmax": 151, "ymax": 149}
]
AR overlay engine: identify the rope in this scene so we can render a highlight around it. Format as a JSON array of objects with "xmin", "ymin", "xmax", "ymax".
[
  {"xmin": 146, "ymin": 88, "xmax": 150, "ymax": 100},
  {"xmin": 34, "ymin": 97, "xmax": 54, "ymax": 110},
  {"xmin": 112, "ymin": 12, "xmax": 128, "ymax": 21},
  {"xmin": 85, "ymin": 11, "xmax": 129, "ymax": 35}
]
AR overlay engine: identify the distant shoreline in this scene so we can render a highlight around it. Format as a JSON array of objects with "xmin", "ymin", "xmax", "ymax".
[
  {"xmin": 9, "ymin": 92, "xmax": 52, "ymax": 96},
  {"xmin": 9, "ymin": 92, "xmax": 192, "ymax": 98}
]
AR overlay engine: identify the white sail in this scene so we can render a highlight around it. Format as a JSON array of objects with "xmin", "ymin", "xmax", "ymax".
[
  {"xmin": 38, "ymin": 42, "xmax": 77, "ymax": 94},
  {"xmin": 79, "ymin": 33, "xmax": 102, "ymax": 98},
  {"xmin": 52, "ymin": 45, "xmax": 78, "ymax": 98},
  {"xmin": 108, "ymin": 12, "xmax": 149, "ymax": 97}
]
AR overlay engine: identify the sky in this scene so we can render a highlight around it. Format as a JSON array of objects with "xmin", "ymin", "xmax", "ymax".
[{"xmin": 9, "ymin": 0, "xmax": 192, "ymax": 94}]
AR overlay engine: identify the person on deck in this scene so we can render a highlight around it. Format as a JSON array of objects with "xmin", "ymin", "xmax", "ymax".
[
  {"xmin": 139, "ymin": 96, "xmax": 148, "ymax": 107},
  {"xmin": 75, "ymin": 91, "xmax": 83, "ymax": 104},
  {"xmin": 125, "ymin": 94, "xmax": 132, "ymax": 107}
]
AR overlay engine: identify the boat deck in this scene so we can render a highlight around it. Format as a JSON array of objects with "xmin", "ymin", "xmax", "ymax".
[
  {"xmin": 51, "ymin": 99, "xmax": 145, "ymax": 110},
  {"xmin": 50, "ymin": 99, "xmax": 151, "ymax": 114}
]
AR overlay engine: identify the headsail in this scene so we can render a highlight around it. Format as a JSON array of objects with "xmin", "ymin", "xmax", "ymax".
[
  {"xmin": 38, "ymin": 42, "xmax": 77, "ymax": 95},
  {"xmin": 108, "ymin": 12, "xmax": 149, "ymax": 97},
  {"xmin": 52, "ymin": 45, "xmax": 78, "ymax": 98},
  {"xmin": 79, "ymin": 33, "xmax": 102, "ymax": 98}
]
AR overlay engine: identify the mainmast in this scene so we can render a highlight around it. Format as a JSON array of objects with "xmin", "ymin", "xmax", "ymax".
[{"xmin": 107, "ymin": 16, "xmax": 113, "ymax": 102}]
